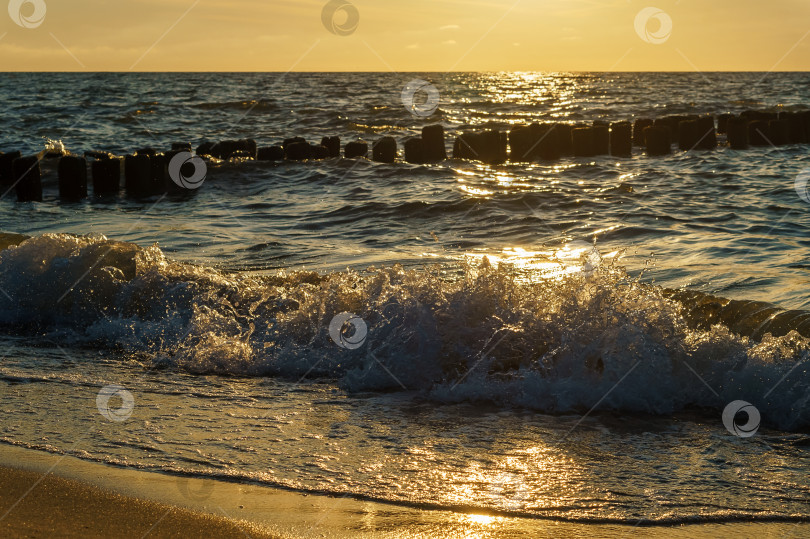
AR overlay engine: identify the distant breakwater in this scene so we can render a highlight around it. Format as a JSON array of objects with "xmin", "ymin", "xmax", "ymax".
[{"xmin": 0, "ymin": 109, "xmax": 805, "ymax": 202}]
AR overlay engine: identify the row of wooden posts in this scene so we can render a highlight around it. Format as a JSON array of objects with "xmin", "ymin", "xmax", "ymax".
[
  {"xmin": 454, "ymin": 109, "xmax": 810, "ymax": 162},
  {"xmin": 0, "ymin": 144, "xmax": 197, "ymax": 202},
  {"xmin": 0, "ymin": 110, "xmax": 804, "ymax": 202}
]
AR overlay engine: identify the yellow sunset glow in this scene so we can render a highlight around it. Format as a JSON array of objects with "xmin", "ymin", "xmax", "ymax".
[{"xmin": 0, "ymin": 0, "xmax": 808, "ymax": 71}]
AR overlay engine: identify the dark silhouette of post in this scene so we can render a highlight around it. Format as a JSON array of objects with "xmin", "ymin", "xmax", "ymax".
[
  {"xmin": 633, "ymin": 119, "xmax": 653, "ymax": 146},
  {"xmin": 644, "ymin": 126, "xmax": 671, "ymax": 156},
  {"xmin": 58, "ymin": 156, "xmax": 88, "ymax": 201},
  {"xmin": 422, "ymin": 125, "xmax": 447, "ymax": 162},
  {"xmin": 257, "ymin": 146, "xmax": 285, "ymax": 161},
  {"xmin": 726, "ymin": 117, "xmax": 748, "ymax": 149},
  {"xmin": 609, "ymin": 122, "xmax": 632, "ymax": 157},
  {"xmin": 344, "ymin": 141, "xmax": 368, "ymax": 158},
  {"xmin": 91, "ymin": 157, "xmax": 121, "ymax": 196},
  {"xmin": 372, "ymin": 137, "xmax": 397, "ymax": 163},
  {"xmin": 404, "ymin": 138, "xmax": 425, "ymax": 164},
  {"xmin": 12, "ymin": 156, "xmax": 42, "ymax": 202},
  {"xmin": 572, "ymin": 127, "xmax": 595, "ymax": 157}
]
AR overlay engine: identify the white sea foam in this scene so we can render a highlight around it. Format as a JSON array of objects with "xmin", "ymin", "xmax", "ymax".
[{"xmin": 0, "ymin": 233, "xmax": 809, "ymax": 430}]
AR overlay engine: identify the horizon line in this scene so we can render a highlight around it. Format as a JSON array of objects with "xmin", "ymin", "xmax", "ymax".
[{"xmin": 1, "ymin": 70, "xmax": 809, "ymax": 74}]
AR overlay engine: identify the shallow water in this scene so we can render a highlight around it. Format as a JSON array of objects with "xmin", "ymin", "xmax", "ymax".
[{"xmin": 1, "ymin": 72, "xmax": 810, "ymax": 526}]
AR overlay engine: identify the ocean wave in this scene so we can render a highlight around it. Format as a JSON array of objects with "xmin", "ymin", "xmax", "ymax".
[
  {"xmin": 1, "ymin": 233, "xmax": 809, "ymax": 431},
  {"xmin": 193, "ymin": 99, "xmax": 277, "ymax": 111}
]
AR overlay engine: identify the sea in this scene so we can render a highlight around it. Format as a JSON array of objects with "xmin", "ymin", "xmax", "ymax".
[{"xmin": 1, "ymin": 72, "xmax": 810, "ymax": 527}]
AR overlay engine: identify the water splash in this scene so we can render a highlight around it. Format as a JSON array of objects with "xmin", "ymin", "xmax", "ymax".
[{"xmin": 0, "ymin": 233, "xmax": 809, "ymax": 430}]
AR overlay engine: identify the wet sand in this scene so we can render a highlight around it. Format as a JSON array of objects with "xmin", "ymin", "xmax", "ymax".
[
  {"xmin": 0, "ymin": 466, "xmax": 277, "ymax": 538},
  {"xmin": 0, "ymin": 444, "xmax": 807, "ymax": 538}
]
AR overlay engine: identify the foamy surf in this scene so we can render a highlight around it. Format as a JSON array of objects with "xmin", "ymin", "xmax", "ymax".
[{"xmin": 0, "ymin": 232, "xmax": 808, "ymax": 432}]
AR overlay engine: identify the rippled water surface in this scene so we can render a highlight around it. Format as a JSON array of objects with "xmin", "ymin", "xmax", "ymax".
[
  {"xmin": 1, "ymin": 72, "xmax": 810, "ymax": 526},
  {"xmin": 1, "ymin": 72, "xmax": 809, "ymax": 306}
]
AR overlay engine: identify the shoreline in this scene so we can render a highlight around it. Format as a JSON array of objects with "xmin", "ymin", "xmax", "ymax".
[
  {"xmin": 0, "ymin": 465, "xmax": 277, "ymax": 539},
  {"xmin": 1, "ymin": 444, "xmax": 808, "ymax": 538}
]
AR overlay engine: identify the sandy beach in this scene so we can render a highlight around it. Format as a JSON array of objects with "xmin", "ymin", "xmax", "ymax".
[
  {"xmin": 0, "ymin": 465, "xmax": 278, "ymax": 538},
  {"xmin": 0, "ymin": 444, "xmax": 806, "ymax": 538}
]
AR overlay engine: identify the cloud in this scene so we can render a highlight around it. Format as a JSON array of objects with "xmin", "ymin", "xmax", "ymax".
[
  {"xmin": 406, "ymin": 43, "xmax": 420, "ymax": 49},
  {"xmin": 439, "ymin": 24, "xmax": 460, "ymax": 30},
  {"xmin": 442, "ymin": 40, "xmax": 457, "ymax": 46}
]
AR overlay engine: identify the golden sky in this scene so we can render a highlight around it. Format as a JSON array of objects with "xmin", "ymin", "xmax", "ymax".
[{"xmin": 1, "ymin": 0, "xmax": 809, "ymax": 71}]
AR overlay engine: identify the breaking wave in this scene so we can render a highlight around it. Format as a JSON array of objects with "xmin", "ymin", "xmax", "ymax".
[{"xmin": 1, "ymin": 232, "xmax": 809, "ymax": 431}]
